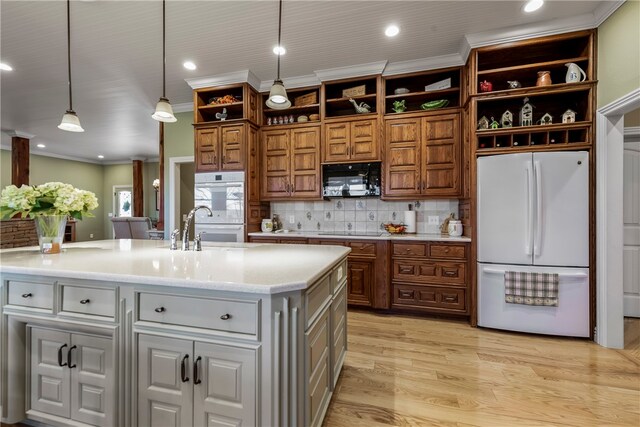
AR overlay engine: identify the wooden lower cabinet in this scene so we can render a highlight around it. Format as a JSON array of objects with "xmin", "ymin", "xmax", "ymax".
[
  {"xmin": 138, "ymin": 334, "xmax": 256, "ymax": 427},
  {"xmin": 346, "ymin": 258, "xmax": 375, "ymax": 306},
  {"xmin": 391, "ymin": 241, "xmax": 470, "ymax": 315}
]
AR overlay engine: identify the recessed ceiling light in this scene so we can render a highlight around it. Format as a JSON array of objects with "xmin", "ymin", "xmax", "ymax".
[
  {"xmin": 183, "ymin": 61, "xmax": 197, "ymax": 71},
  {"xmin": 523, "ymin": 0, "xmax": 544, "ymax": 13},
  {"xmin": 0, "ymin": 62, "xmax": 13, "ymax": 71},
  {"xmin": 273, "ymin": 45, "xmax": 286, "ymax": 55},
  {"xmin": 36, "ymin": 143, "xmax": 46, "ymax": 148},
  {"xmin": 385, "ymin": 25, "xmax": 400, "ymax": 37},
  {"xmin": 98, "ymin": 155, "xmax": 104, "ymax": 159}
]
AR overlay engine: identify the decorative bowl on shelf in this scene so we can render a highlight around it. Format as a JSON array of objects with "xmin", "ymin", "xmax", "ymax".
[
  {"xmin": 384, "ymin": 223, "xmax": 407, "ymax": 234},
  {"xmin": 309, "ymin": 113, "xmax": 320, "ymax": 121},
  {"xmin": 420, "ymin": 99, "xmax": 449, "ymax": 110},
  {"xmin": 394, "ymin": 87, "xmax": 410, "ymax": 95}
]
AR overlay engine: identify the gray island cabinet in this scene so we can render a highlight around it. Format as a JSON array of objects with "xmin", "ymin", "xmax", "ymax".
[{"xmin": 0, "ymin": 240, "xmax": 350, "ymax": 427}]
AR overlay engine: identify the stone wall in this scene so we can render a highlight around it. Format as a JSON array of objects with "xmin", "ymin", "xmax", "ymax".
[{"xmin": 0, "ymin": 219, "xmax": 38, "ymax": 249}]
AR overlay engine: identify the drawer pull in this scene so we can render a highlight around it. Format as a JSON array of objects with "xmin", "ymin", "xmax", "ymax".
[
  {"xmin": 443, "ymin": 271, "xmax": 457, "ymax": 277},
  {"xmin": 80, "ymin": 299, "xmax": 90, "ymax": 304},
  {"xmin": 154, "ymin": 306, "xmax": 166, "ymax": 313},
  {"xmin": 58, "ymin": 343, "xmax": 68, "ymax": 367},
  {"xmin": 220, "ymin": 313, "xmax": 231, "ymax": 320},
  {"xmin": 21, "ymin": 293, "xmax": 33, "ymax": 298},
  {"xmin": 194, "ymin": 356, "xmax": 202, "ymax": 385},
  {"xmin": 443, "ymin": 296, "xmax": 457, "ymax": 302},
  {"xmin": 180, "ymin": 354, "xmax": 190, "ymax": 383},
  {"xmin": 68, "ymin": 345, "xmax": 77, "ymax": 369}
]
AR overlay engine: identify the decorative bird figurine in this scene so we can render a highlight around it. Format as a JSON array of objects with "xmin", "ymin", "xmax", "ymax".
[
  {"xmin": 349, "ymin": 98, "xmax": 371, "ymax": 114},
  {"xmin": 215, "ymin": 108, "xmax": 227, "ymax": 121}
]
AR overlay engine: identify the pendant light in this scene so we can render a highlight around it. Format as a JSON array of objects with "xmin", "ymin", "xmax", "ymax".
[
  {"xmin": 152, "ymin": 0, "xmax": 177, "ymax": 123},
  {"xmin": 266, "ymin": 0, "xmax": 291, "ymax": 109},
  {"xmin": 58, "ymin": 0, "xmax": 84, "ymax": 132}
]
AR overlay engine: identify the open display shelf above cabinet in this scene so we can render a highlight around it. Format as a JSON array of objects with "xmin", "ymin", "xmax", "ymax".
[
  {"xmin": 194, "ymin": 83, "xmax": 253, "ymax": 124},
  {"xmin": 261, "ymin": 87, "xmax": 321, "ymax": 126},
  {"xmin": 476, "ymin": 121, "xmax": 591, "ymax": 153},
  {"xmin": 383, "ymin": 68, "xmax": 461, "ymax": 115},
  {"xmin": 323, "ymin": 76, "xmax": 379, "ymax": 118}
]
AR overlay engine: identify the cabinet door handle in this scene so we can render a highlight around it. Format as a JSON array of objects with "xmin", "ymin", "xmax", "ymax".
[
  {"xmin": 220, "ymin": 313, "xmax": 231, "ymax": 320},
  {"xmin": 154, "ymin": 306, "xmax": 166, "ymax": 313},
  {"xmin": 80, "ymin": 299, "xmax": 90, "ymax": 304},
  {"xmin": 58, "ymin": 343, "xmax": 68, "ymax": 367},
  {"xmin": 180, "ymin": 354, "xmax": 190, "ymax": 382},
  {"xmin": 222, "ymin": 155, "xmax": 226, "ymax": 164},
  {"xmin": 194, "ymin": 356, "xmax": 202, "ymax": 385},
  {"xmin": 291, "ymin": 184, "xmax": 295, "ymax": 194},
  {"xmin": 68, "ymin": 345, "xmax": 77, "ymax": 368},
  {"xmin": 21, "ymin": 293, "xmax": 33, "ymax": 298}
]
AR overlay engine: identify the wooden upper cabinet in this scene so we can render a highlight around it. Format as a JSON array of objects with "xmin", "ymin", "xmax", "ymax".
[
  {"xmin": 261, "ymin": 128, "xmax": 291, "ymax": 199},
  {"xmin": 423, "ymin": 113, "xmax": 460, "ymax": 196},
  {"xmin": 246, "ymin": 125, "xmax": 260, "ymax": 203},
  {"xmin": 384, "ymin": 118, "xmax": 422, "ymax": 196},
  {"xmin": 290, "ymin": 126, "xmax": 321, "ymax": 198},
  {"xmin": 195, "ymin": 127, "xmax": 219, "ymax": 172},
  {"xmin": 323, "ymin": 118, "xmax": 379, "ymax": 163},
  {"xmin": 261, "ymin": 125, "xmax": 321, "ymax": 200},
  {"xmin": 221, "ymin": 124, "xmax": 245, "ymax": 170},
  {"xmin": 383, "ymin": 112, "xmax": 461, "ymax": 198}
]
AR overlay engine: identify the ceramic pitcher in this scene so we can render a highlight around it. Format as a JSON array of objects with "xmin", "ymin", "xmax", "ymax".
[{"xmin": 565, "ymin": 63, "xmax": 586, "ymax": 83}]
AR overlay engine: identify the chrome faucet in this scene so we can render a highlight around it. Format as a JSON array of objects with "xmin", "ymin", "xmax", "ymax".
[{"xmin": 182, "ymin": 205, "xmax": 212, "ymax": 251}]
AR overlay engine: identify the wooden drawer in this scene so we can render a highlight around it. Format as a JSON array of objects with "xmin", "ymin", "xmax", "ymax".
[
  {"xmin": 61, "ymin": 284, "xmax": 116, "ymax": 318},
  {"xmin": 306, "ymin": 309, "xmax": 331, "ymax": 427},
  {"xmin": 139, "ymin": 293, "xmax": 258, "ymax": 336},
  {"xmin": 429, "ymin": 243, "xmax": 467, "ymax": 259},
  {"xmin": 279, "ymin": 238, "xmax": 308, "ymax": 244},
  {"xmin": 392, "ymin": 242, "xmax": 427, "ymax": 258},
  {"xmin": 347, "ymin": 241, "xmax": 377, "ymax": 256},
  {"xmin": 305, "ymin": 274, "xmax": 332, "ymax": 328},
  {"xmin": 392, "ymin": 260, "xmax": 466, "ymax": 285},
  {"xmin": 249, "ymin": 237, "xmax": 278, "ymax": 243},
  {"xmin": 7, "ymin": 280, "xmax": 53, "ymax": 310},
  {"xmin": 392, "ymin": 284, "xmax": 466, "ymax": 312}
]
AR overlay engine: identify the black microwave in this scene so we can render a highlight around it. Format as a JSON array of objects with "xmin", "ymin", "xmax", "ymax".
[{"xmin": 322, "ymin": 162, "xmax": 381, "ymax": 198}]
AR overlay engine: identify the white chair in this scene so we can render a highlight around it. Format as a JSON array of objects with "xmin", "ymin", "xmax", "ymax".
[{"xmin": 111, "ymin": 217, "xmax": 132, "ymax": 239}]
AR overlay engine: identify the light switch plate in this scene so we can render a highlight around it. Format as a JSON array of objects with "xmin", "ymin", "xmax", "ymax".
[{"xmin": 428, "ymin": 216, "xmax": 440, "ymax": 225}]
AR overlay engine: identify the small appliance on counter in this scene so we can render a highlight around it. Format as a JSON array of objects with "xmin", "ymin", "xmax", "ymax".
[{"xmin": 322, "ymin": 162, "xmax": 381, "ymax": 198}]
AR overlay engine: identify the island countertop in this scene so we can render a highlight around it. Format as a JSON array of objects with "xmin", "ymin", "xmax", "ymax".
[{"xmin": 0, "ymin": 239, "xmax": 350, "ymax": 294}]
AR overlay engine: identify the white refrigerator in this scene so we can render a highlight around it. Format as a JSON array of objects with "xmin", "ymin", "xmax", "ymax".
[{"xmin": 477, "ymin": 151, "xmax": 590, "ymax": 337}]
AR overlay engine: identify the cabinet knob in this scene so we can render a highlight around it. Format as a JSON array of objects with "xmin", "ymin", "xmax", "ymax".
[
  {"xmin": 220, "ymin": 313, "xmax": 231, "ymax": 320},
  {"xmin": 21, "ymin": 293, "xmax": 33, "ymax": 299},
  {"xmin": 155, "ymin": 306, "xmax": 166, "ymax": 313},
  {"xmin": 80, "ymin": 299, "xmax": 90, "ymax": 304}
]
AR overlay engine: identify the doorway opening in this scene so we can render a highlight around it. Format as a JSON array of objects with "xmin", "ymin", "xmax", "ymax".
[{"xmin": 168, "ymin": 156, "xmax": 195, "ymax": 239}]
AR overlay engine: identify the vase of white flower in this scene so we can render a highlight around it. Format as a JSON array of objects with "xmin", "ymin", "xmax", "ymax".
[{"xmin": 1, "ymin": 182, "xmax": 99, "ymax": 254}]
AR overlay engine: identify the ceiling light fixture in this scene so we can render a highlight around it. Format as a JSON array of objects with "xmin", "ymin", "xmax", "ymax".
[
  {"xmin": 0, "ymin": 63, "xmax": 13, "ymax": 71},
  {"xmin": 523, "ymin": 0, "xmax": 544, "ymax": 13},
  {"xmin": 273, "ymin": 45, "xmax": 286, "ymax": 55},
  {"xmin": 37, "ymin": 144, "xmax": 46, "ymax": 148},
  {"xmin": 183, "ymin": 61, "xmax": 197, "ymax": 71},
  {"xmin": 98, "ymin": 155, "xmax": 104, "ymax": 159},
  {"xmin": 385, "ymin": 25, "xmax": 400, "ymax": 37},
  {"xmin": 266, "ymin": 0, "xmax": 291, "ymax": 109},
  {"xmin": 58, "ymin": 0, "xmax": 84, "ymax": 132},
  {"xmin": 152, "ymin": 0, "xmax": 177, "ymax": 123}
]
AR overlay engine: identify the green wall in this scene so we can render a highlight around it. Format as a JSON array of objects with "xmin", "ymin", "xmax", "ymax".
[
  {"xmin": 598, "ymin": 0, "xmax": 640, "ymax": 107},
  {"xmin": 626, "ymin": 108, "xmax": 640, "ymax": 127},
  {"xmin": 0, "ymin": 149, "xmax": 105, "ymax": 241},
  {"xmin": 144, "ymin": 162, "xmax": 159, "ymax": 221}
]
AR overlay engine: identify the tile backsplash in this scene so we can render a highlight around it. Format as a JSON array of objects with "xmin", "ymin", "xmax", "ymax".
[{"xmin": 270, "ymin": 199, "xmax": 459, "ymax": 234}]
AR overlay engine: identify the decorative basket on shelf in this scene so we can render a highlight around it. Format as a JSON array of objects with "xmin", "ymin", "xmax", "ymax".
[{"xmin": 384, "ymin": 223, "xmax": 407, "ymax": 234}]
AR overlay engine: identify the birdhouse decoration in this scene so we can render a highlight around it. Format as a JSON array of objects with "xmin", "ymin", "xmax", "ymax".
[
  {"xmin": 490, "ymin": 117, "xmax": 500, "ymax": 129},
  {"xmin": 501, "ymin": 110, "xmax": 513, "ymax": 128},
  {"xmin": 539, "ymin": 113, "xmax": 553, "ymax": 125},
  {"xmin": 562, "ymin": 109, "xmax": 576, "ymax": 123},
  {"xmin": 520, "ymin": 98, "xmax": 534, "ymax": 126},
  {"xmin": 477, "ymin": 116, "xmax": 490, "ymax": 130}
]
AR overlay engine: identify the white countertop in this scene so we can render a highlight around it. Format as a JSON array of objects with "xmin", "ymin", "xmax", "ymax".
[
  {"xmin": 0, "ymin": 240, "xmax": 350, "ymax": 294},
  {"xmin": 248, "ymin": 231, "xmax": 472, "ymax": 242}
]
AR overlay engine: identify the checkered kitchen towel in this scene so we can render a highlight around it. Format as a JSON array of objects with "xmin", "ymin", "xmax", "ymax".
[{"xmin": 504, "ymin": 271, "xmax": 559, "ymax": 306}]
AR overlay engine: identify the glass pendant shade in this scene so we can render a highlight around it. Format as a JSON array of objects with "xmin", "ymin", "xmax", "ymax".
[
  {"xmin": 266, "ymin": 80, "xmax": 291, "ymax": 109},
  {"xmin": 152, "ymin": 97, "xmax": 177, "ymax": 122},
  {"xmin": 58, "ymin": 110, "xmax": 84, "ymax": 132}
]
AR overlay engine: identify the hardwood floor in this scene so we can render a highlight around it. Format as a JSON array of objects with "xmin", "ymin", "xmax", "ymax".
[{"xmin": 322, "ymin": 311, "xmax": 640, "ymax": 427}]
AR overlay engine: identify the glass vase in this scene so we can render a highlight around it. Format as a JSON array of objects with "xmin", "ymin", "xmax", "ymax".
[{"xmin": 34, "ymin": 215, "xmax": 67, "ymax": 254}]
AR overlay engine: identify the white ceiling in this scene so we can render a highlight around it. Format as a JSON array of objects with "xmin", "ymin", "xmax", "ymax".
[{"xmin": 1, "ymin": 0, "xmax": 612, "ymax": 162}]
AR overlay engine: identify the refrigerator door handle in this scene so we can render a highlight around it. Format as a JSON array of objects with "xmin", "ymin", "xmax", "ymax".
[
  {"xmin": 482, "ymin": 267, "xmax": 588, "ymax": 279},
  {"xmin": 534, "ymin": 160, "xmax": 542, "ymax": 256},
  {"xmin": 525, "ymin": 163, "xmax": 533, "ymax": 256}
]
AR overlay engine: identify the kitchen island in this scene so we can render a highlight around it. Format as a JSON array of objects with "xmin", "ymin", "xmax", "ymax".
[{"xmin": 0, "ymin": 239, "xmax": 350, "ymax": 427}]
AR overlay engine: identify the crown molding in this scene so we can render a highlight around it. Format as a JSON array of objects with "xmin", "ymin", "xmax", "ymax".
[
  {"xmin": 0, "ymin": 144, "xmax": 103, "ymax": 164},
  {"xmin": 172, "ymin": 102, "xmax": 193, "ymax": 113},
  {"xmin": 259, "ymin": 74, "xmax": 321, "ymax": 93},
  {"xmin": 185, "ymin": 69, "xmax": 261, "ymax": 90},
  {"xmin": 314, "ymin": 60, "xmax": 388, "ymax": 82},
  {"xmin": 593, "ymin": 0, "xmax": 626, "ymax": 27},
  {"xmin": 624, "ymin": 126, "xmax": 640, "ymax": 137},
  {"xmin": 383, "ymin": 54, "xmax": 464, "ymax": 76},
  {"xmin": 4, "ymin": 130, "xmax": 36, "ymax": 139}
]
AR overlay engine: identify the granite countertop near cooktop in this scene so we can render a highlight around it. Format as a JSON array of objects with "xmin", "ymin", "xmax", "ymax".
[{"xmin": 248, "ymin": 231, "xmax": 471, "ymax": 242}]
